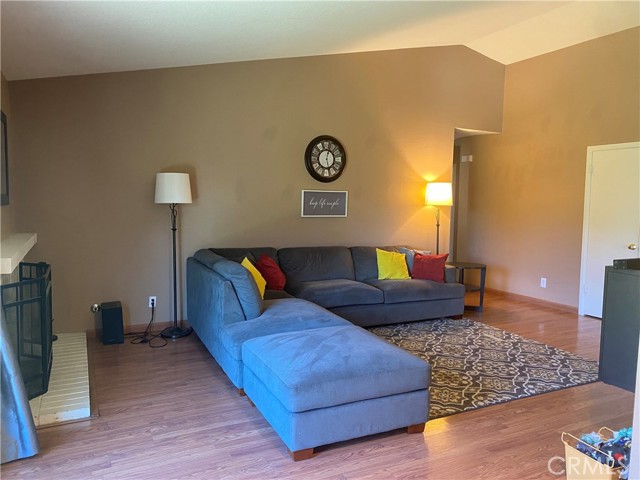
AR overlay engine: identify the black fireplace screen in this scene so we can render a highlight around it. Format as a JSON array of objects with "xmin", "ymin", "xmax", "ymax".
[{"xmin": 1, "ymin": 262, "xmax": 53, "ymax": 399}]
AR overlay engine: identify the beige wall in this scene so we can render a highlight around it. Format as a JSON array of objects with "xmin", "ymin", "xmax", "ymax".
[
  {"xmin": 9, "ymin": 46, "xmax": 504, "ymax": 332},
  {"xmin": 458, "ymin": 27, "xmax": 640, "ymax": 307},
  {"xmin": 1, "ymin": 72, "xmax": 16, "ymax": 240}
]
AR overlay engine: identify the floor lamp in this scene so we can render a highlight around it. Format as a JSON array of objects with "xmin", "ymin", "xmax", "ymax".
[
  {"xmin": 425, "ymin": 182, "xmax": 453, "ymax": 255},
  {"xmin": 155, "ymin": 172, "xmax": 193, "ymax": 339}
]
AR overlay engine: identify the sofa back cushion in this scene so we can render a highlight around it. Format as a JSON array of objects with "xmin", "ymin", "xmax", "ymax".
[
  {"xmin": 278, "ymin": 246, "xmax": 355, "ymax": 282},
  {"xmin": 211, "ymin": 259, "xmax": 263, "ymax": 320},
  {"xmin": 210, "ymin": 247, "xmax": 278, "ymax": 264},
  {"xmin": 351, "ymin": 246, "xmax": 405, "ymax": 281}
]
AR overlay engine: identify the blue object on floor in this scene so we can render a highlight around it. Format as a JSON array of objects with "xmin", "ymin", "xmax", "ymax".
[{"xmin": 1, "ymin": 316, "xmax": 39, "ymax": 464}]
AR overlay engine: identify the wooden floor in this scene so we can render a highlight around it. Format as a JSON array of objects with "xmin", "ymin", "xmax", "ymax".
[{"xmin": 2, "ymin": 292, "xmax": 634, "ymax": 479}]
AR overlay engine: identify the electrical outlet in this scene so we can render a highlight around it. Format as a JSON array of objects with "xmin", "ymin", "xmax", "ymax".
[
  {"xmin": 148, "ymin": 296, "xmax": 157, "ymax": 308},
  {"xmin": 540, "ymin": 277, "xmax": 547, "ymax": 289}
]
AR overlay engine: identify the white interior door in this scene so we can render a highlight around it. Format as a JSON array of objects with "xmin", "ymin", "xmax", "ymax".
[{"xmin": 579, "ymin": 142, "xmax": 640, "ymax": 317}]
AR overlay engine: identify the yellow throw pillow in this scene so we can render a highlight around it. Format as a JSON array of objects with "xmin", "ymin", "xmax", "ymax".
[
  {"xmin": 241, "ymin": 257, "xmax": 266, "ymax": 299},
  {"xmin": 376, "ymin": 249, "xmax": 410, "ymax": 280}
]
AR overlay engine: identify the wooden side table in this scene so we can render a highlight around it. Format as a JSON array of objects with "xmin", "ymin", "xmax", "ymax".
[{"xmin": 446, "ymin": 262, "xmax": 487, "ymax": 312}]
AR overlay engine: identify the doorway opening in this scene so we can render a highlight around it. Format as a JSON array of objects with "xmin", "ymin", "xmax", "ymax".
[{"xmin": 450, "ymin": 128, "xmax": 497, "ymax": 262}]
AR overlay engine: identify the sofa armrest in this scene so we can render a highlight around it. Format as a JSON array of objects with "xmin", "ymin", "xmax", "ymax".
[
  {"xmin": 193, "ymin": 248, "xmax": 226, "ymax": 269},
  {"xmin": 444, "ymin": 265, "xmax": 457, "ymax": 284},
  {"xmin": 192, "ymin": 249, "xmax": 265, "ymax": 321},
  {"xmin": 187, "ymin": 257, "xmax": 246, "ymax": 331}
]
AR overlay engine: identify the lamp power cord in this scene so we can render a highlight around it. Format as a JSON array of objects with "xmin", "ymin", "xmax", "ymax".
[{"xmin": 124, "ymin": 301, "xmax": 168, "ymax": 348}]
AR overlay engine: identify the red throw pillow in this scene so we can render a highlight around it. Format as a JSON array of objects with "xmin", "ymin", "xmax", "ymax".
[
  {"xmin": 412, "ymin": 253, "xmax": 449, "ymax": 282},
  {"xmin": 255, "ymin": 254, "xmax": 286, "ymax": 290}
]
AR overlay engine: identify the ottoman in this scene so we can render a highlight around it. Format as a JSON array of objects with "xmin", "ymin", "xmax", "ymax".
[{"xmin": 242, "ymin": 325, "xmax": 430, "ymax": 460}]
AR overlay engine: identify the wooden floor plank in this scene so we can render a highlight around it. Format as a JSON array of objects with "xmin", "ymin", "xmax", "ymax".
[{"xmin": 1, "ymin": 291, "xmax": 634, "ymax": 479}]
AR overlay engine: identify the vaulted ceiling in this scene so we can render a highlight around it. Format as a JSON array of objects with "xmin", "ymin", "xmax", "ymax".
[{"xmin": 2, "ymin": 1, "xmax": 639, "ymax": 81}]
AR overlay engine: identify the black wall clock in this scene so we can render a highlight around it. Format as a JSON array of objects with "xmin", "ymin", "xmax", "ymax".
[{"xmin": 304, "ymin": 135, "xmax": 347, "ymax": 182}]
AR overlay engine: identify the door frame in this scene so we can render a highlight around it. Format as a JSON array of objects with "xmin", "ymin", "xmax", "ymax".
[{"xmin": 578, "ymin": 141, "xmax": 640, "ymax": 316}]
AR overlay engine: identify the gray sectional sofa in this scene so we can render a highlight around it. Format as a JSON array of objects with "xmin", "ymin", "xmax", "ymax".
[
  {"xmin": 187, "ymin": 245, "xmax": 464, "ymax": 384},
  {"xmin": 186, "ymin": 245, "xmax": 464, "ymax": 459}
]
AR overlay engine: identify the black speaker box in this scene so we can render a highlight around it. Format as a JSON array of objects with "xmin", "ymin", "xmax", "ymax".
[{"xmin": 97, "ymin": 301, "xmax": 124, "ymax": 345}]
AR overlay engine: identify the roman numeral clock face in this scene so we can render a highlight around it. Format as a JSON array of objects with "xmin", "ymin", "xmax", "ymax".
[{"xmin": 304, "ymin": 135, "xmax": 347, "ymax": 182}]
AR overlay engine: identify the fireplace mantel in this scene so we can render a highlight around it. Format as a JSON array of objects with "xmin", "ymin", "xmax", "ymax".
[{"xmin": 1, "ymin": 233, "xmax": 37, "ymax": 274}]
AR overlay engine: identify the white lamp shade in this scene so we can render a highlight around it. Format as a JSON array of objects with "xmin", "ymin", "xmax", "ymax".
[
  {"xmin": 154, "ymin": 173, "xmax": 192, "ymax": 204},
  {"xmin": 425, "ymin": 182, "xmax": 453, "ymax": 206}
]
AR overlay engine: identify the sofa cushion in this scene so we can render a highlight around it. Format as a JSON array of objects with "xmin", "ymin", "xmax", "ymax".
[
  {"xmin": 218, "ymin": 252, "xmax": 256, "ymax": 264},
  {"xmin": 255, "ymin": 254, "xmax": 286, "ymax": 290},
  {"xmin": 444, "ymin": 265, "xmax": 456, "ymax": 283},
  {"xmin": 365, "ymin": 278, "xmax": 465, "ymax": 304},
  {"xmin": 287, "ymin": 279, "xmax": 384, "ymax": 308},
  {"xmin": 242, "ymin": 325, "xmax": 430, "ymax": 413},
  {"xmin": 412, "ymin": 253, "xmax": 449, "ymax": 283},
  {"xmin": 264, "ymin": 289, "xmax": 295, "ymax": 300},
  {"xmin": 278, "ymin": 246, "xmax": 355, "ymax": 282},
  {"xmin": 350, "ymin": 246, "xmax": 404, "ymax": 281},
  {"xmin": 212, "ymin": 259, "xmax": 263, "ymax": 320},
  {"xmin": 210, "ymin": 247, "xmax": 278, "ymax": 263},
  {"xmin": 220, "ymin": 298, "xmax": 350, "ymax": 361}
]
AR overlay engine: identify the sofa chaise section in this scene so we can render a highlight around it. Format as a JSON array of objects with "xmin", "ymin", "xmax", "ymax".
[{"xmin": 242, "ymin": 325, "xmax": 430, "ymax": 460}]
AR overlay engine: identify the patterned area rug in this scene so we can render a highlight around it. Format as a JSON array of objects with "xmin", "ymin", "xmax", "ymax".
[{"xmin": 369, "ymin": 318, "xmax": 599, "ymax": 420}]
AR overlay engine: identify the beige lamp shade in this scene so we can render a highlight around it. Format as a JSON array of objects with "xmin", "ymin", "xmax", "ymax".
[
  {"xmin": 425, "ymin": 182, "xmax": 453, "ymax": 206},
  {"xmin": 154, "ymin": 173, "xmax": 192, "ymax": 204}
]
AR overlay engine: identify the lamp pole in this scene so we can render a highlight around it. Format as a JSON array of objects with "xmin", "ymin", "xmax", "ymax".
[
  {"xmin": 434, "ymin": 207, "xmax": 441, "ymax": 255},
  {"xmin": 161, "ymin": 203, "xmax": 192, "ymax": 339}
]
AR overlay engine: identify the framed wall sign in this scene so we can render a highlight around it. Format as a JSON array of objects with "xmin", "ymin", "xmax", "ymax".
[
  {"xmin": 301, "ymin": 190, "xmax": 348, "ymax": 217},
  {"xmin": 1, "ymin": 111, "xmax": 8, "ymax": 206}
]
